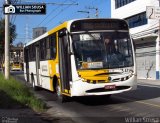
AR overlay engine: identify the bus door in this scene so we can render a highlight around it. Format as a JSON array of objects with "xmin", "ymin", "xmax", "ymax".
[
  {"xmin": 35, "ymin": 45, "xmax": 41, "ymax": 86},
  {"xmin": 58, "ymin": 29, "xmax": 72, "ymax": 94},
  {"xmin": 24, "ymin": 48, "xmax": 29, "ymax": 82}
]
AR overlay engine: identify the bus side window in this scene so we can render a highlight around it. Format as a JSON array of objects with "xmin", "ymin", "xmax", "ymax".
[
  {"xmin": 32, "ymin": 44, "xmax": 36, "ymax": 61},
  {"xmin": 46, "ymin": 37, "xmax": 51, "ymax": 59},
  {"xmin": 28, "ymin": 46, "xmax": 31, "ymax": 62},
  {"xmin": 40, "ymin": 38, "xmax": 46, "ymax": 60},
  {"xmin": 50, "ymin": 33, "xmax": 57, "ymax": 59}
]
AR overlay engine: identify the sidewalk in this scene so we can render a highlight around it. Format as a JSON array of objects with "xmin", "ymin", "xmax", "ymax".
[
  {"xmin": 0, "ymin": 72, "xmax": 50, "ymax": 123},
  {"xmin": 138, "ymin": 79, "xmax": 160, "ymax": 86}
]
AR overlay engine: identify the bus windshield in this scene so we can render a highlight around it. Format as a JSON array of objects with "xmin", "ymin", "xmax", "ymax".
[{"xmin": 72, "ymin": 32, "xmax": 134, "ymax": 70}]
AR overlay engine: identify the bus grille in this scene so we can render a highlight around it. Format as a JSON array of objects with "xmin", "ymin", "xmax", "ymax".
[
  {"xmin": 84, "ymin": 80, "xmax": 108, "ymax": 84},
  {"xmin": 86, "ymin": 86, "xmax": 130, "ymax": 93}
]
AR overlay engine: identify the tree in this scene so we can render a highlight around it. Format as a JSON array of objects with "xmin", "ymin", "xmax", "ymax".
[
  {"xmin": 0, "ymin": 20, "xmax": 5, "ymax": 51},
  {"xmin": 0, "ymin": 19, "xmax": 17, "ymax": 67},
  {"xmin": 0, "ymin": 19, "xmax": 17, "ymax": 53}
]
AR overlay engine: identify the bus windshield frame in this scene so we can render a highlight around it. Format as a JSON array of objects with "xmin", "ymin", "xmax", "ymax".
[{"xmin": 71, "ymin": 31, "xmax": 134, "ymax": 70}]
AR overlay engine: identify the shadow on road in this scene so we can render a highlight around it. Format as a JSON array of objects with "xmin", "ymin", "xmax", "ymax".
[
  {"xmin": 72, "ymin": 85, "xmax": 160, "ymax": 106},
  {"xmin": 37, "ymin": 84, "xmax": 160, "ymax": 107},
  {"xmin": 0, "ymin": 90, "xmax": 24, "ymax": 109},
  {"xmin": 117, "ymin": 85, "xmax": 160, "ymax": 100},
  {"xmin": 11, "ymin": 71, "xmax": 160, "ymax": 106}
]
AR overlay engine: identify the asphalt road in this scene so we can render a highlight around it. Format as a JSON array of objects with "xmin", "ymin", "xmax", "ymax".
[{"xmin": 11, "ymin": 71, "xmax": 160, "ymax": 123}]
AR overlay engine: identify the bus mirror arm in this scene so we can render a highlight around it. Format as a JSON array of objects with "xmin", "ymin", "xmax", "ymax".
[
  {"xmin": 66, "ymin": 31, "xmax": 74, "ymax": 55},
  {"xmin": 69, "ymin": 50, "xmax": 74, "ymax": 55},
  {"xmin": 132, "ymin": 38, "xmax": 136, "ymax": 51},
  {"xmin": 67, "ymin": 43, "xmax": 74, "ymax": 55}
]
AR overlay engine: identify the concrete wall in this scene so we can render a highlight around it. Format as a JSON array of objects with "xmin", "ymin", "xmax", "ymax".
[
  {"xmin": 111, "ymin": 0, "xmax": 159, "ymax": 79},
  {"xmin": 136, "ymin": 46, "xmax": 156, "ymax": 79},
  {"xmin": 111, "ymin": 0, "xmax": 159, "ymax": 34}
]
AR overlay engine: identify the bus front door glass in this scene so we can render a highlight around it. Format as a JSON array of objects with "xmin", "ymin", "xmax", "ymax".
[
  {"xmin": 58, "ymin": 32, "xmax": 72, "ymax": 92},
  {"xmin": 36, "ymin": 45, "xmax": 40, "ymax": 85},
  {"xmin": 72, "ymin": 32, "xmax": 133, "ymax": 70},
  {"xmin": 24, "ymin": 48, "xmax": 29, "ymax": 82}
]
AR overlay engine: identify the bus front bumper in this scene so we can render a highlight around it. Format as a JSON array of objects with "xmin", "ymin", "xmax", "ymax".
[{"xmin": 70, "ymin": 75, "xmax": 137, "ymax": 96}]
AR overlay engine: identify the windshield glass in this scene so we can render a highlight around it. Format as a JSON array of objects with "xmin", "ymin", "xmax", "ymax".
[{"xmin": 72, "ymin": 32, "xmax": 134, "ymax": 70}]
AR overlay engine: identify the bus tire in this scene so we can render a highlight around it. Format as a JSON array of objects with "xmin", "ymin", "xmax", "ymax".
[{"xmin": 31, "ymin": 74, "xmax": 38, "ymax": 91}]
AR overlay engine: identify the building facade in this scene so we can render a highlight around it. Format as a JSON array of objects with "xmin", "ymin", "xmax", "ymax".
[
  {"xmin": 32, "ymin": 27, "xmax": 47, "ymax": 39},
  {"xmin": 111, "ymin": 0, "xmax": 160, "ymax": 80}
]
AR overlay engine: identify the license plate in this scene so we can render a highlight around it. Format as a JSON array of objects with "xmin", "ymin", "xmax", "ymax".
[{"xmin": 104, "ymin": 85, "xmax": 116, "ymax": 89}]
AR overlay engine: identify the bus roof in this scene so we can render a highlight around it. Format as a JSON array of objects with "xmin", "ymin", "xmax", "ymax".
[
  {"xmin": 24, "ymin": 18, "xmax": 127, "ymax": 47},
  {"xmin": 24, "ymin": 21, "xmax": 68, "ymax": 47}
]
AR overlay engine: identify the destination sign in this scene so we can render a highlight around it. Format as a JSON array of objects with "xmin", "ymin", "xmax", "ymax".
[{"xmin": 70, "ymin": 19, "xmax": 128, "ymax": 32}]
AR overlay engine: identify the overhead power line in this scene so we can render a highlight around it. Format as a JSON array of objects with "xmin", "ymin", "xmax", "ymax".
[
  {"xmin": 36, "ymin": 1, "xmax": 78, "ymax": 27},
  {"xmin": 86, "ymin": 6, "xmax": 99, "ymax": 18},
  {"xmin": 77, "ymin": 10, "xmax": 90, "ymax": 18},
  {"xmin": 43, "ymin": 2, "xmax": 78, "ymax": 5},
  {"xmin": 46, "ymin": 3, "xmax": 76, "ymax": 27},
  {"xmin": 51, "ymin": 0, "xmax": 95, "ymax": 29},
  {"xmin": 10, "ymin": 0, "xmax": 19, "ymax": 24},
  {"xmin": 36, "ymin": 0, "xmax": 68, "ymax": 27},
  {"xmin": 20, "ymin": 1, "xmax": 78, "ymax": 5}
]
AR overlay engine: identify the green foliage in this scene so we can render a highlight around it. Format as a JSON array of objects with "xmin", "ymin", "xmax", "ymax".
[
  {"xmin": 0, "ymin": 73, "xmax": 46, "ymax": 112},
  {"xmin": 0, "ymin": 19, "xmax": 17, "ymax": 53}
]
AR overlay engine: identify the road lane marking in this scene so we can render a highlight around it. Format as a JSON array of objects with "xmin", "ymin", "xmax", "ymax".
[{"xmin": 114, "ymin": 96, "xmax": 160, "ymax": 109}]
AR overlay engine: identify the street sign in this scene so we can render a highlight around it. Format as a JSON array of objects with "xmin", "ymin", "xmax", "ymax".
[{"xmin": 146, "ymin": 6, "xmax": 160, "ymax": 19}]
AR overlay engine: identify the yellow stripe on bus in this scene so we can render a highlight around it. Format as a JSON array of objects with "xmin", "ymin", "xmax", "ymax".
[
  {"xmin": 48, "ymin": 22, "xmax": 68, "ymax": 35},
  {"xmin": 64, "ymin": 89, "xmax": 68, "ymax": 93},
  {"xmin": 62, "ymin": 93, "xmax": 71, "ymax": 97}
]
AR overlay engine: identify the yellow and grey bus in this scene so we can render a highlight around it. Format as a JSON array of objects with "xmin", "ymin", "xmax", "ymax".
[
  {"xmin": 24, "ymin": 18, "xmax": 137, "ymax": 102},
  {"xmin": 11, "ymin": 62, "xmax": 23, "ymax": 71}
]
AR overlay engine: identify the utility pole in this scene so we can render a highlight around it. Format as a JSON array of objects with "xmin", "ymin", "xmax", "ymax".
[
  {"xmin": 4, "ymin": 0, "xmax": 10, "ymax": 79},
  {"xmin": 77, "ymin": 10, "xmax": 90, "ymax": 18},
  {"xmin": 43, "ymin": 2, "xmax": 78, "ymax": 5},
  {"xmin": 157, "ymin": 0, "xmax": 160, "ymax": 79},
  {"xmin": 155, "ymin": 0, "xmax": 160, "ymax": 79}
]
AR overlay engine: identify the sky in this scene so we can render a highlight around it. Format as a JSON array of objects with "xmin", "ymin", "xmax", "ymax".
[{"xmin": 0, "ymin": 0, "xmax": 111, "ymax": 45}]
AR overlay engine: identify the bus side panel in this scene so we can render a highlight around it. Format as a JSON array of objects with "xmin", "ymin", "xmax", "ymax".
[
  {"xmin": 28, "ymin": 61, "xmax": 37, "ymax": 84},
  {"xmin": 40, "ymin": 61, "xmax": 51, "ymax": 90},
  {"xmin": 48, "ymin": 60, "xmax": 59, "ymax": 91},
  {"xmin": 24, "ymin": 63, "xmax": 27, "ymax": 81},
  {"xmin": 24, "ymin": 48, "xmax": 30, "ymax": 82}
]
